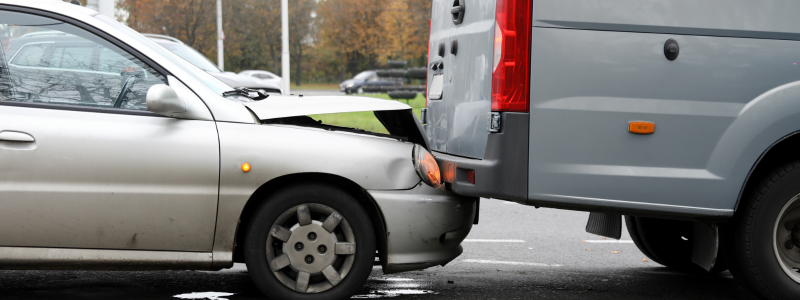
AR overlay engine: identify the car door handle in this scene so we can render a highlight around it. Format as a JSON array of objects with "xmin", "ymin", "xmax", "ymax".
[{"xmin": 0, "ymin": 131, "xmax": 35, "ymax": 142}]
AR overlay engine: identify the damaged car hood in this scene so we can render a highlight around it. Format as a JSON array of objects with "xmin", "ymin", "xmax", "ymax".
[
  {"xmin": 244, "ymin": 95, "xmax": 411, "ymax": 120},
  {"xmin": 244, "ymin": 95, "xmax": 430, "ymax": 150}
]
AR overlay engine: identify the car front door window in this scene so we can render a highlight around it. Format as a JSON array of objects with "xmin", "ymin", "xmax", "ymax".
[{"xmin": 0, "ymin": 11, "xmax": 167, "ymax": 110}]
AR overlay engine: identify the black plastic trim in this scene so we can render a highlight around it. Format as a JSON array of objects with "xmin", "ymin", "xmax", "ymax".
[{"xmin": 434, "ymin": 112, "xmax": 529, "ymax": 201}]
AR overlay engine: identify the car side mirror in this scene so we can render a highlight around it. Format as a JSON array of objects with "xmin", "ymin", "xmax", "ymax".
[{"xmin": 146, "ymin": 84, "xmax": 186, "ymax": 117}]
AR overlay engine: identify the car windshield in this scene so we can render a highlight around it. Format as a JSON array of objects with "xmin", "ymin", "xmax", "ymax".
[
  {"xmin": 353, "ymin": 71, "xmax": 373, "ymax": 80},
  {"xmin": 93, "ymin": 14, "xmax": 230, "ymax": 95},
  {"xmin": 153, "ymin": 41, "xmax": 221, "ymax": 73}
]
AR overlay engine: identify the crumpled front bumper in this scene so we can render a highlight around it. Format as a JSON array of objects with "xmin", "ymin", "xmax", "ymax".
[{"xmin": 368, "ymin": 183, "xmax": 477, "ymax": 274}]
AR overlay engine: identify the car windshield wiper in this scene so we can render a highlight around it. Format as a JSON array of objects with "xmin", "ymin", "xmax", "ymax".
[{"xmin": 222, "ymin": 88, "xmax": 269, "ymax": 100}]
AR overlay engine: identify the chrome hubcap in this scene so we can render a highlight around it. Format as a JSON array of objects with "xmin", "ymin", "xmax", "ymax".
[
  {"xmin": 773, "ymin": 193, "xmax": 800, "ymax": 283},
  {"xmin": 266, "ymin": 204, "xmax": 356, "ymax": 293}
]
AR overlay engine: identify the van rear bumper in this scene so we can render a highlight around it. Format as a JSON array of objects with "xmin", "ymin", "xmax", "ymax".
[{"xmin": 433, "ymin": 112, "xmax": 530, "ymax": 202}]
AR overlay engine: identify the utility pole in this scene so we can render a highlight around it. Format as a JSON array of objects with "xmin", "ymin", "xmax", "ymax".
[
  {"xmin": 85, "ymin": 0, "xmax": 113, "ymax": 17},
  {"xmin": 216, "ymin": 0, "xmax": 224, "ymax": 71},
  {"xmin": 281, "ymin": 0, "xmax": 290, "ymax": 94}
]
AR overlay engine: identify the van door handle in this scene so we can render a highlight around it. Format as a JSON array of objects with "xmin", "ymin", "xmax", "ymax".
[{"xmin": 0, "ymin": 131, "xmax": 35, "ymax": 142}]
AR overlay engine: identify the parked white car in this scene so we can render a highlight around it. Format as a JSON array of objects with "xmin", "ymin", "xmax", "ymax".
[
  {"xmin": 239, "ymin": 70, "xmax": 283, "ymax": 89},
  {"xmin": 0, "ymin": 1, "xmax": 476, "ymax": 299}
]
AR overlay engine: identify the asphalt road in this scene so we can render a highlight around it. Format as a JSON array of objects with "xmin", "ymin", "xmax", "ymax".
[{"xmin": 0, "ymin": 198, "xmax": 757, "ymax": 300}]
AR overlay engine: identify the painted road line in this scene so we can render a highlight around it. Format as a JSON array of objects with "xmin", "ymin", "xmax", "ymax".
[
  {"xmin": 462, "ymin": 259, "xmax": 562, "ymax": 267},
  {"xmin": 583, "ymin": 240, "xmax": 634, "ymax": 243},
  {"xmin": 463, "ymin": 239, "xmax": 526, "ymax": 243}
]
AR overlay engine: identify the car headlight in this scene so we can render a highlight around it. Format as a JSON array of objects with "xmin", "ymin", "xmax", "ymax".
[
  {"xmin": 346, "ymin": 83, "xmax": 355, "ymax": 88},
  {"xmin": 412, "ymin": 144, "xmax": 442, "ymax": 188}
]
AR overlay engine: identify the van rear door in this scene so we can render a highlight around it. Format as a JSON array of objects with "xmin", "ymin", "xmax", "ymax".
[{"xmin": 427, "ymin": 0, "xmax": 497, "ymax": 159}]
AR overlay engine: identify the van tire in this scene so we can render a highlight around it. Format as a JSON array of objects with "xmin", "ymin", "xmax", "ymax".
[
  {"xmin": 625, "ymin": 216, "xmax": 661, "ymax": 264},
  {"xmin": 628, "ymin": 216, "xmax": 727, "ymax": 274},
  {"xmin": 724, "ymin": 161, "xmax": 800, "ymax": 300}
]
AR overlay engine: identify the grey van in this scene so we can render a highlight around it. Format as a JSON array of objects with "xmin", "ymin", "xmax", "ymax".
[{"xmin": 425, "ymin": 0, "xmax": 800, "ymax": 298}]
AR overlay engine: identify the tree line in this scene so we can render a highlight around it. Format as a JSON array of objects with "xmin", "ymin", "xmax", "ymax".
[{"xmin": 118, "ymin": 0, "xmax": 432, "ymax": 86}]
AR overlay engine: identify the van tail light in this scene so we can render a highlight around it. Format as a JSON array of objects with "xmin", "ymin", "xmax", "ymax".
[
  {"xmin": 425, "ymin": 19, "xmax": 432, "ymax": 108},
  {"xmin": 491, "ymin": 0, "xmax": 533, "ymax": 112}
]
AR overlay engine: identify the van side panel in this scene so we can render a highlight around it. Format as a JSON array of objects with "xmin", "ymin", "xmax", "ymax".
[{"xmin": 526, "ymin": 5, "xmax": 800, "ymax": 214}]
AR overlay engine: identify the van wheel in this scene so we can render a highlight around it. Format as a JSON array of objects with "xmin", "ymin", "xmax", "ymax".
[
  {"xmin": 243, "ymin": 183, "xmax": 376, "ymax": 300},
  {"xmin": 724, "ymin": 161, "xmax": 800, "ymax": 300},
  {"xmin": 625, "ymin": 216, "xmax": 661, "ymax": 264},
  {"xmin": 627, "ymin": 216, "xmax": 727, "ymax": 274}
]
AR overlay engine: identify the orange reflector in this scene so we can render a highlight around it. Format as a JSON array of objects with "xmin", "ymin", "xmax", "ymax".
[
  {"xmin": 241, "ymin": 163, "xmax": 251, "ymax": 172},
  {"xmin": 421, "ymin": 151, "xmax": 442, "ymax": 187},
  {"xmin": 629, "ymin": 121, "xmax": 655, "ymax": 134},
  {"xmin": 413, "ymin": 144, "xmax": 443, "ymax": 188}
]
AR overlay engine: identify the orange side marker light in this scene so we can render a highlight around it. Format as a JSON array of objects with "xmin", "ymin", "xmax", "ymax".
[
  {"xmin": 629, "ymin": 121, "xmax": 655, "ymax": 134},
  {"xmin": 242, "ymin": 163, "xmax": 251, "ymax": 172}
]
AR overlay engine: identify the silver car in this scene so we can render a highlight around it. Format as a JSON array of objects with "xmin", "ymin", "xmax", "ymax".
[
  {"xmin": 143, "ymin": 34, "xmax": 284, "ymax": 96},
  {"xmin": 0, "ymin": 2, "xmax": 476, "ymax": 299},
  {"xmin": 239, "ymin": 70, "xmax": 283, "ymax": 89}
]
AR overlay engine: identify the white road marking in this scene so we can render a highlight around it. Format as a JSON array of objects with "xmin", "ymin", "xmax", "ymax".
[
  {"xmin": 462, "ymin": 259, "xmax": 562, "ymax": 267},
  {"xmin": 463, "ymin": 239, "xmax": 525, "ymax": 243},
  {"xmin": 583, "ymin": 240, "xmax": 634, "ymax": 243},
  {"xmin": 174, "ymin": 292, "xmax": 234, "ymax": 300}
]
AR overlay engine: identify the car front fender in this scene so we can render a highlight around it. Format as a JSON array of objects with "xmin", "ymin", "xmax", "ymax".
[{"xmin": 211, "ymin": 122, "xmax": 422, "ymax": 268}]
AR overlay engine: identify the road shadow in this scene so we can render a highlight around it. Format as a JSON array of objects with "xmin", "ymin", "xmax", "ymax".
[{"xmin": 0, "ymin": 265, "xmax": 759, "ymax": 300}]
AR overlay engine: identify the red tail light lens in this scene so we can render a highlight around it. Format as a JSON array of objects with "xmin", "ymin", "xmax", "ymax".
[{"xmin": 491, "ymin": 0, "xmax": 533, "ymax": 112}]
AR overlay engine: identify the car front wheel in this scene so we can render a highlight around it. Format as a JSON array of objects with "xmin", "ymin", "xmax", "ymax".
[
  {"xmin": 243, "ymin": 183, "xmax": 376, "ymax": 300},
  {"xmin": 724, "ymin": 161, "xmax": 800, "ymax": 300}
]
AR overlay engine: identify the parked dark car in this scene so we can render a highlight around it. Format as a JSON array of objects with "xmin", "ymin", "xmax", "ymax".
[{"xmin": 338, "ymin": 71, "xmax": 396, "ymax": 94}]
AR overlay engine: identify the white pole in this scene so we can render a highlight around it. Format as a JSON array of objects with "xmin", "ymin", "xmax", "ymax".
[
  {"xmin": 97, "ymin": 0, "xmax": 114, "ymax": 18},
  {"xmin": 216, "ymin": 0, "xmax": 224, "ymax": 71},
  {"xmin": 281, "ymin": 0, "xmax": 290, "ymax": 94}
]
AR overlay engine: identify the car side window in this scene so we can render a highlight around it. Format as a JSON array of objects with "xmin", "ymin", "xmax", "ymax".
[{"xmin": 0, "ymin": 10, "xmax": 167, "ymax": 111}]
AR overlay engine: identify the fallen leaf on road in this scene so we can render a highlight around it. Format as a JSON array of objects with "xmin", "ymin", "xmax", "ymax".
[
  {"xmin": 608, "ymin": 251, "xmax": 620, "ymax": 254},
  {"xmin": 586, "ymin": 249, "xmax": 594, "ymax": 251},
  {"xmin": 642, "ymin": 259, "xmax": 649, "ymax": 262}
]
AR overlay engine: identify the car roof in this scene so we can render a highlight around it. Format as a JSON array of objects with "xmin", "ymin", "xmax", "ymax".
[{"xmin": 1, "ymin": 0, "xmax": 96, "ymax": 17}]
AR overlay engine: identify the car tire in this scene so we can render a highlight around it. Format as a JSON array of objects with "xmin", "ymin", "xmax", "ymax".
[
  {"xmin": 723, "ymin": 161, "xmax": 800, "ymax": 300},
  {"xmin": 243, "ymin": 183, "xmax": 376, "ymax": 300},
  {"xmin": 629, "ymin": 216, "xmax": 727, "ymax": 274}
]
